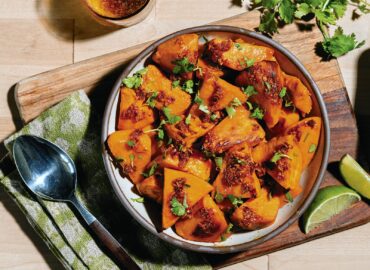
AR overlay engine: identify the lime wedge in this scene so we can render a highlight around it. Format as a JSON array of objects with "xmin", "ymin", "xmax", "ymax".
[
  {"xmin": 339, "ymin": 154, "xmax": 370, "ymax": 199},
  {"xmin": 302, "ymin": 185, "xmax": 361, "ymax": 234}
]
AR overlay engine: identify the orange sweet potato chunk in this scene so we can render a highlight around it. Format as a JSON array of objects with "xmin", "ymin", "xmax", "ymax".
[
  {"xmin": 203, "ymin": 106, "xmax": 265, "ymax": 154},
  {"xmin": 136, "ymin": 175, "xmax": 163, "ymax": 204},
  {"xmin": 196, "ymin": 58, "xmax": 224, "ymax": 79},
  {"xmin": 199, "ymin": 76, "xmax": 247, "ymax": 112},
  {"xmin": 175, "ymin": 195, "xmax": 228, "ymax": 242},
  {"xmin": 152, "ymin": 34, "xmax": 199, "ymax": 80},
  {"xmin": 284, "ymin": 117, "xmax": 321, "ymax": 168},
  {"xmin": 154, "ymin": 147, "xmax": 212, "ymax": 181},
  {"xmin": 162, "ymin": 168, "xmax": 213, "ymax": 229},
  {"xmin": 117, "ymin": 87, "xmax": 155, "ymax": 130},
  {"xmin": 252, "ymin": 135, "xmax": 303, "ymax": 190},
  {"xmin": 270, "ymin": 109, "xmax": 300, "ymax": 135},
  {"xmin": 213, "ymin": 143, "xmax": 261, "ymax": 200},
  {"xmin": 164, "ymin": 105, "xmax": 215, "ymax": 148},
  {"xmin": 107, "ymin": 130, "xmax": 151, "ymax": 184},
  {"xmin": 283, "ymin": 73, "xmax": 312, "ymax": 115},
  {"xmin": 231, "ymin": 188, "xmax": 280, "ymax": 230},
  {"xmin": 140, "ymin": 65, "xmax": 191, "ymax": 115},
  {"xmin": 235, "ymin": 61, "xmax": 285, "ymax": 128},
  {"xmin": 207, "ymin": 38, "xmax": 275, "ymax": 71}
]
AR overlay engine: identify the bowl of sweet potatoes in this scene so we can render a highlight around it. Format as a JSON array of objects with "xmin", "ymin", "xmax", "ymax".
[{"xmin": 101, "ymin": 25, "xmax": 330, "ymax": 253}]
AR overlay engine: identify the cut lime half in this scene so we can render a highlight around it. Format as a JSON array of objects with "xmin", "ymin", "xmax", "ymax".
[
  {"xmin": 339, "ymin": 154, "xmax": 370, "ymax": 199},
  {"xmin": 302, "ymin": 185, "xmax": 361, "ymax": 234}
]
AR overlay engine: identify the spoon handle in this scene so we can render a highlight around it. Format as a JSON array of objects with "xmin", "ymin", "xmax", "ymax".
[{"xmin": 69, "ymin": 196, "xmax": 140, "ymax": 270}]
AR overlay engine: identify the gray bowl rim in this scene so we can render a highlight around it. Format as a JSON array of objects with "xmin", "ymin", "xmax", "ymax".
[{"xmin": 101, "ymin": 25, "xmax": 330, "ymax": 254}]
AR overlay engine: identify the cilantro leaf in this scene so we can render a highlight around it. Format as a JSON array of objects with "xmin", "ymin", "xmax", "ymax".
[
  {"xmin": 145, "ymin": 91, "xmax": 158, "ymax": 108},
  {"xmin": 279, "ymin": 87, "xmax": 287, "ymax": 98},
  {"xmin": 258, "ymin": 11, "xmax": 278, "ymax": 35},
  {"xmin": 131, "ymin": 197, "xmax": 145, "ymax": 203},
  {"xmin": 162, "ymin": 107, "xmax": 181, "ymax": 124},
  {"xmin": 242, "ymin": 85, "xmax": 258, "ymax": 96},
  {"xmin": 294, "ymin": 3, "xmax": 312, "ymax": 18},
  {"xmin": 170, "ymin": 196, "xmax": 188, "ymax": 216},
  {"xmin": 270, "ymin": 151, "xmax": 291, "ymax": 163},
  {"xmin": 122, "ymin": 67, "xmax": 147, "ymax": 89},
  {"xmin": 279, "ymin": 0, "xmax": 296, "ymax": 24},
  {"xmin": 199, "ymin": 104, "xmax": 210, "ymax": 114},
  {"xmin": 285, "ymin": 191, "xmax": 293, "ymax": 203},
  {"xmin": 308, "ymin": 144, "xmax": 317, "ymax": 153},
  {"xmin": 127, "ymin": 140, "xmax": 135, "ymax": 147},
  {"xmin": 215, "ymin": 190, "xmax": 224, "ymax": 203},
  {"xmin": 231, "ymin": 97, "xmax": 242, "ymax": 107},
  {"xmin": 250, "ymin": 106, "xmax": 264, "ymax": 120},
  {"xmin": 142, "ymin": 162, "xmax": 158, "ymax": 178},
  {"xmin": 235, "ymin": 43, "xmax": 242, "ymax": 50},
  {"xmin": 225, "ymin": 106, "xmax": 236, "ymax": 118},
  {"xmin": 321, "ymin": 27, "xmax": 365, "ymax": 57},
  {"xmin": 172, "ymin": 80, "xmax": 180, "ymax": 88},
  {"xmin": 182, "ymin": 80, "xmax": 194, "ymax": 94},
  {"xmin": 185, "ymin": 114, "xmax": 192, "ymax": 125},
  {"xmin": 215, "ymin": 156, "xmax": 223, "ymax": 170},
  {"xmin": 227, "ymin": 194, "xmax": 244, "ymax": 207},
  {"xmin": 172, "ymin": 57, "xmax": 195, "ymax": 74}
]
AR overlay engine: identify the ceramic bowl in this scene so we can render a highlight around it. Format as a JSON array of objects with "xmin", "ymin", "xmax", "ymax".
[{"xmin": 101, "ymin": 25, "xmax": 330, "ymax": 254}]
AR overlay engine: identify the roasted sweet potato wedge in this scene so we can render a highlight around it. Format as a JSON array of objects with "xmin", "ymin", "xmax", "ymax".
[
  {"xmin": 154, "ymin": 147, "xmax": 212, "ymax": 181},
  {"xmin": 231, "ymin": 188, "xmax": 280, "ymax": 230},
  {"xmin": 235, "ymin": 61, "xmax": 284, "ymax": 128},
  {"xmin": 270, "ymin": 109, "xmax": 300, "ymax": 135},
  {"xmin": 152, "ymin": 34, "xmax": 199, "ymax": 80},
  {"xmin": 117, "ymin": 87, "xmax": 155, "ymax": 130},
  {"xmin": 203, "ymin": 106, "xmax": 265, "ymax": 154},
  {"xmin": 199, "ymin": 76, "xmax": 247, "ymax": 112},
  {"xmin": 140, "ymin": 65, "xmax": 191, "ymax": 115},
  {"xmin": 252, "ymin": 135, "xmax": 303, "ymax": 190},
  {"xmin": 206, "ymin": 38, "xmax": 275, "ymax": 71},
  {"xmin": 284, "ymin": 117, "xmax": 321, "ymax": 168},
  {"xmin": 213, "ymin": 143, "xmax": 262, "ymax": 200},
  {"xmin": 107, "ymin": 129, "xmax": 151, "ymax": 184},
  {"xmin": 136, "ymin": 174, "xmax": 163, "ymax": 204},
  {"xmin": 283, "ymin": 73, "xmax": 312, "ymax": 115},
  {"xmin": 162, "ymin": 168, "xmax": 213, "ymax": 229},
  {"xmin": 175, "ymin": 195, "xmax": 228, "ymax": 242}
]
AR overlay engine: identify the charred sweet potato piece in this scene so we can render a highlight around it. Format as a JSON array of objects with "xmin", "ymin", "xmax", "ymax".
[
  {"xmin": 162, "ymin": 168, "xmax": 213, "ymax": 229},
  {"xmin": 164, "ymin": 105, "xmax": 215, "ymax": 148},
  {"xmin": 284, "ymin": 117, "xmax": 321, "ymax": 168},
  {"xmin": 142, "ymin": 125, "xmax": 163, "ymax": 158},
  {"xmin": 140, "ymin": 65, "xmax": 191, "ymax": 115},
  {"xmin": 175, "ymin": 195, "xmax": 228, "ymax": 242},
  {"xmin": 152, "ymin": 34, "xmax": 199, "ymax": 80},
  {"xmin": 136, "ymin": 175, "xmax": 163, "ymax": 204},
  {"xmin": 231, "ymin": 188, "xmax": 280, "ymax": 230},
  {"xmin": 107, "ymin": 129, "xmax": 151, "ymax": 184},
  {"xmin": 199, "ymin": 76, "xmax": 247, "ymax": 112},
  {"xmin": 270, "ymin": 109, "xmax": 300, "ymax": 135},
  {"xmin": 252, "ymin": 135, "xmax": 303, "ymax": 190},
  {"xmin": 117, "ymin": 87, "xmax": 155, "ymax": 130},
  {"xmin": 154, "ymin": 147, "xmax": 211, "ymax": 180},
  {"xmin": 235, "ymin": 61, "xmax": 285, "ymax": 128},
  {"xmin": 206, "ymin": 38, "xmax": 275, "ymax": 71},
  {"xmin": 196, "ymin": 58, "xmax": 224, "ymax": 79},
  {"xmin": 213, "ymin": 143, "xmax": 261, "ymax": 201},
  {"xmin": 283, "ymin": 73, "xmax": 312, "ymax": 115},
  {"xmin": 203, "ymin": 106, "xmax": 265, "ymax": 154}
]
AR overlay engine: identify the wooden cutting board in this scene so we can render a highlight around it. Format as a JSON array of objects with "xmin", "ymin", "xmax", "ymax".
[{"xmin": 13, "ymin": 11, "xmax": 370, "ymax": 269}]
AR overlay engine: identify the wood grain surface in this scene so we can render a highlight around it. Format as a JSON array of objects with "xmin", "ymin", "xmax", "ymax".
[{"xmin": 12, "ymin": 11, "xmax": 370, "ymax": 269}]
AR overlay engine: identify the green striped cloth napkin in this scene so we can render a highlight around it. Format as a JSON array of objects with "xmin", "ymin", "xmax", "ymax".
[{"xmin": 0, "ymin": 90, "xmax": 210, "ymax": 270}]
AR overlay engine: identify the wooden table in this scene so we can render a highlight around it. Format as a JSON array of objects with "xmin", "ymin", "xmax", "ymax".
[{"xmin": 0, "ymin": 1, "xmax": 369, "ymax": 269}]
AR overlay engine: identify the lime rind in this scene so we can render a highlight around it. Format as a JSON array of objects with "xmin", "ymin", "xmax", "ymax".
[
  {"xmin": 339, "ymin": 154, "xmax": 370, "ymax": 199},
  {"xmin": 303, "ymin": 186, "xmax": 361, "ymax": 233}
]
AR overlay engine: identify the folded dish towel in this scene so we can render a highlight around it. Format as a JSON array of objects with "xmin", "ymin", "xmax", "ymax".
[{"xmin": 0, "ymin": 90, "xmax": 210, "ymax": 270}]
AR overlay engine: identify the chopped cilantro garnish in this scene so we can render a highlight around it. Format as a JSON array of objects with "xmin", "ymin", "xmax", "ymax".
[
  {"xmin": 226, "ymin": 223, "xmax": 233, "ymax": 233},
  {"xmin": 210, "ymin": 113, "xmax": 218, "ymax": 121},
  {"xmin": 270, "ymin": 151, "xmax": 291, "ymax": 163},
  {"xmin": 162, "ymin": 107, "xmax": 181, "ymax": 124},
  {"xmin": 308, "ymin": 144, "xmax": 317, "ymax": 153},
  {"xmin": 227, "ymin": 194, "xmax": 244, "ymax": 207},
  {"xmin": 182, "ymin": 80, "xmax": 194, "ymax": 94},
  {"xmin": 214, "ymin": 190, "xmax": 224, "ymax": 203},
  {"xmin": 142, "ymin": 162, "xmax": 158, "ymax": 178},
  {"xmin": 172, "ymin": 57, "xmax": 195, "ymax": 74},
  {"xmin": 264, "ymin": 81, "xmax": 271, "ymax": 92},
  {"xmin": 215, "ymin": 156, "xmax": 223, "ymax": 170},
  {"xmin": 242, "ymin": 85, "xmax": 258, "ymax": 96},
  {"xmin": 194, "ymin": 93, "xmax": 203, "ymax": 104},
  {"xmin": 279, "ymin": 87, "xmax": 287, "ymax": 98},
  {"xmin": 122, "ymin": 67, "xmax": 147, "ymax": 89},
  {"xmin": 145, "ymin": 91, "xmax": 158, "ymax": 108},
  {"xmin": 231, "ymin": 97, "xmax": 242, "ymax": 107},
  {"xmin": 285, "ymin": 191, "xmax": 293, "ymax": 203},
  {"xmin": 246, "ymin": 101, "xmax": 253, "ymax": 110},
  {"xmin": 199, "ymin": 104, "xmax": 210, "ymax": 114},
  {"xmin": 250, "ymin": 106, "xmax": 264, "ymax": 120},
  {"xmin": 131, "ymin": 197, "xmax": 145, "ymax": 203},
  {"xmin": 225, "ymin": 106, "xmax": 236, "ymax": 118},
  {"xmin": 172, "ymin": 80, "xmax": 180, "ymax": 88},
  {"xmin": 185, "ymin": 114, "xmax": 192, "ymax": 125},
  {"xmin": 170, "ymin": 196, "xmax": 188, "ymax": 217},
  {"xmin": 234, "ymin": 43, "xmax": 242, "ymax": 50},
  {"xmin": 244, "ymin": 56, "xmax": 255, "ymax": 68},
  {"xmin": 127, "ymin": 140, "xmax": 135, "ymax": 147}
]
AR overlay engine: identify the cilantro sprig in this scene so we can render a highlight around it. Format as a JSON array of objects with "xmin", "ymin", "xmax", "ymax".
[
  {"xmin": 249, "ymin": 0, "xmax": 367, "ymax": 58},
  {"xmin": 172, "ymin": 57, "xmax": 195, "ymax": 74},
  {"xmin": 122, "ymin": 67, "xmax": 147, "ymax": 89},
  {"xmin": 170, "ymin": 196, "xmax": 188, "ymax": 216}
]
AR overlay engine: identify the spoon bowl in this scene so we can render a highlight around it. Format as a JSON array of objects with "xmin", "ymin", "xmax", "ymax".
[{"xmin": 12, "ymin": 135, "xmax": 139, "ymax": 269}]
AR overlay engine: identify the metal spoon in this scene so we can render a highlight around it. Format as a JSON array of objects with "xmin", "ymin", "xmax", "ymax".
[{"xmin": 12, "ymin": 135, "xmax": 139, "ymax": 270}]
